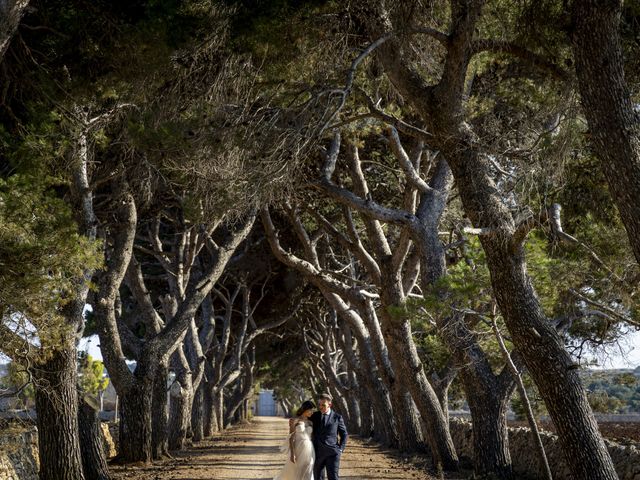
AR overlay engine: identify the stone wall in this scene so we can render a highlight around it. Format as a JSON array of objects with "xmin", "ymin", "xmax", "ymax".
[
  {"xmin": 0, "ymin": 426, "xmax": 38, "ymax": 480},
  {"xmin": 0, "ymin": 422, "xmax": 116, "ymax": 480},
  {"xmin": 450, "ymin": 418, "xmax": 640, "ymax": 480}
]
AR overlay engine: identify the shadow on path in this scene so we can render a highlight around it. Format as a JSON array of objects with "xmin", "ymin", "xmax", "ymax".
[{"xmin": 110, "ymin": 417, "xmax": 453, "ymax": 480}]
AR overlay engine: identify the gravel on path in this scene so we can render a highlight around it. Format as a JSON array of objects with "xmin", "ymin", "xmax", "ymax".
[{"xmin": 110, "ymin": 416, "xmax": 452, "ymax": 480}]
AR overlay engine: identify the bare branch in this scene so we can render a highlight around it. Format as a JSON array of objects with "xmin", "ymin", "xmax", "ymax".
[
  {"xmin": 309, "ymin": 209, "xmax": 382, "ymax": 286},
  {"xmin": 321, "ymin": 132, "xmax": 341, "ymax": 181},
  {"xmin": 462, "ymin": 226, "xmax": 493, "ymax": 235},
  {"xmin": 359, "ymin": 89, "xmax": 432, "ymax": 141},
  {"xmin": 94, "ymin": 193, "xmax": 138, "ymax": 388},
  {"xmin": 408, "ymin": 27, "xmax": 449, "ymax": 47},
  {"xmin": 260, "ymin": 207, "xmax": 368, "ymax": 306},
  {"xmin": 569, "ymin": 289, "xmax": 639, "ymax": 328},
  {"xmin": 124, "ymin": 255, "xmax": 164, "ymax": 334},
  {"xmin": 319, "ymin": 33, "xmax": 394, "ymax": 132},
  {"xmin": 388, "ymin": 126, "xmax": 431, "ymax": 193}
]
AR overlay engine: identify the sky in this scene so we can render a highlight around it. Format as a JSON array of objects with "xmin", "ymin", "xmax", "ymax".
[{"xmin": 584, "ymin": 329, "xmax": 640, "ymax": 370}]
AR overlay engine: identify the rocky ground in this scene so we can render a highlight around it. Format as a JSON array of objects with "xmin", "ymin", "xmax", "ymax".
[{"xmin": 110, "ymin": 417, "xmax": 464, "ymax": 480}]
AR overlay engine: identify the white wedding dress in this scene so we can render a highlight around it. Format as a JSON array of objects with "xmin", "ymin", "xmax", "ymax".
[{"xmin": 274, "ymin": 419, "xmax": 315, "ymax": 480}]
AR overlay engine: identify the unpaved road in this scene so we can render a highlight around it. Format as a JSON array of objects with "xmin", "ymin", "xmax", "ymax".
[{"xmin": 111, "ymin": 417, "xmax": 449, "ymax": 480}]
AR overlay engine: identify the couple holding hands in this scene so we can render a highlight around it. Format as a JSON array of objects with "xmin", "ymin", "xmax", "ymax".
[{"xmin": 274, "ymin": 393, "xmax": 348, "ymax": 480}]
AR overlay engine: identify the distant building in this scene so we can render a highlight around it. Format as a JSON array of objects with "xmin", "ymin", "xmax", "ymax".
[{"xmin": 253, "ymin": 389, "xmax": 284, "ymax": 416}]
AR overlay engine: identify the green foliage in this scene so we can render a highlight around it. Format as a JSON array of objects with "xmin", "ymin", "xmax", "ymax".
[
  {"xmin": 421, "ymin": 237, "xmax": 492, "ymax": 316},
  {"xmin": 0, "ymin": 174, "xmax": 102, "ymax": 357},
  {"xmin": 78, "ymin": 354, "xmax": 109, "ymax": 395},
  {"xmin": 524, "ymin": 235, "xmax": 566, "ymax": 314},
  {"xmin": 582, "ymin": 370, "xmax": 640, "ymax": 413},
  {"xmin": 614, "ymin": 373, "xmax": 638, "ymax": 387},
  {"xmin": 227, "ymin": 0, "xmax": 335, "ymax": 78},
  {"xmin": 588, "ymin": 390, "xmax": 625, "ymax": 414}
]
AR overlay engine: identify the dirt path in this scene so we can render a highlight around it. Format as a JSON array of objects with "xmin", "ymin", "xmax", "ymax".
[{"xmin": 110, "ymin": 417, "xmax": 447, "ymax": 480}]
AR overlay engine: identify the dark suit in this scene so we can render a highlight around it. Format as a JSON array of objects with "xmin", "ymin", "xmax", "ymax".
[{"xmin": 311, "ymin": 410, "xmax": 348, "ymax": 480}]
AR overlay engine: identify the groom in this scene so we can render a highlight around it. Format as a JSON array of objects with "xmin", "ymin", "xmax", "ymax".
[{"xmin": 311, "ymin": 393, "xmax": 348, "ymax": 480}]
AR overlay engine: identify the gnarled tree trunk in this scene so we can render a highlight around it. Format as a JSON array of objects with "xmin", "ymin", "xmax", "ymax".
[
  {"xmin": 33, "ymin": 345, "xmax": 85, "ymax": 480},
  {"xmin": 203, "ymin": 381, "xmax": 220, "ymax": 436},
  {"xmin": 191, "ymin": 381, "xmax": 205, "ymax": 442},
  {"xmin": 168, "ymin": 352, "xmax": 193, "ymax": 451},
  {"xmin": 571, "ymin": 0, "xmax": 640, "ymax": 266},
  {"xmin": 152, "ymin": 361, "xmax": 170, "ymax": 459},
  {"xmin": 78, "ymin": 398, "xmax": 111, "ymax": 480},
  {"xmin": 118, "ymin": 381, "xmax": 153, "ymax": 463},
  {"xmin": 357, "ymin": 384, "xmax": 374, "ymax": 438},
  {"xmin": 379, "ymin": 312, "xmax": 458, "ymax": 468}
]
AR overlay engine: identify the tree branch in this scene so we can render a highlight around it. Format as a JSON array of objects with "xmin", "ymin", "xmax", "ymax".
[
  {"xmin": 471, "ymin": 39, "xmax": 569, "ymax": 81},
  {"xmin": 94, "ymin": 192, "xmax": 137, "ymax": 389},
  {"xmin": 549, "ymin": 203, "xmax": 622, "ymax": 282},
  {"xmin": 146, "ymin": 211, "xmax": 256, "ymax": 362},
  {"xmin": 388, "ymin": 126, "xmax": 431, "ymax": 193}
]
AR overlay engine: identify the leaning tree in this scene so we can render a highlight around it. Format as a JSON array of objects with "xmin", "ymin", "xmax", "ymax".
[{"xmin": 347, "ymin": 1, "xmax": 618, "ymax": 478}]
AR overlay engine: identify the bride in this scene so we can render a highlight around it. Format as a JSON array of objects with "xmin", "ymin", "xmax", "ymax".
[{"xmin": 274, "ymin": 400, "xmax": 316, "ymax": 480}]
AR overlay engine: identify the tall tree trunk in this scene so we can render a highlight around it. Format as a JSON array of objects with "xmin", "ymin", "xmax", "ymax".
[
  {"xmin": 358, "ymin": 384, "xmax": 374, "ymax": 438},
  {"xmin": 403, "ymin": 392, "xmax": 427, "ymax": 453},
  {"xmin": 168, "ymin": 361, "xmax": 193, "ymax": 451},
  {"xmin": 380, "ymin": 317, "xmax": 458, "ymax": 469},
  {"xmin": 30, "ymin": 129, "xmax": 99, "ymax": 480},
  {"xmin": 78, "ymin": 398, "xmax": 111, "ymax": 480},
  {"xmin": 168, "ymin": 344, "xmax": 194, "ymax": 450},
  {"xmin": 345, "ymin": 397, "xmax": 360, "ymax": 435},
  {"xmin": 417, "ymin": 160, "xmax": 515, "ymax": 478},
  {"xmin": 571, "ymin": 0, "xmax": 640, "ymax": 266},
  {"xmin": 225, "ymin": 370, "xmax": 254, "ymax": 426},
  {"xmin": 345, "ymin": 371, "xmax": 361, "ymax": 434},
  {"xmin": 118, "ymin": 382, "xmax": 153, "ymax": 463},
  {"xmin": 450, "ymin": 142, "xmax": 618, "ymax": 480},
  {"xmin": 33, "ymin": 345, "xmax": 85, "ymax": 480},
  {"xmin": 389, "ymin": 383, "xmax": 425, "ymax": 453},
  {"xmin": 152, "ymin": 362, "xmax": 170, "ymax": 459},
  {"xmin": 215, "ymin": 388, "xmax": 225, "ymax": 430},
  {"xmin": 440, "ymin": 314, "xmax": 515, "ymax": 480},
  {"xmin": 203, "ymin": 381, "xmax": 219, "ymax": 437},
  {"xmin": 191, "ymin": 381, "xmax": 205, "ymax": 442},
  {"xmin": 464, "ymin": 375, "xmax": 513, "ymax": 480},
  {"xmin": 338, "ymin": 319, "xmax": 397, "ymax": 446}
]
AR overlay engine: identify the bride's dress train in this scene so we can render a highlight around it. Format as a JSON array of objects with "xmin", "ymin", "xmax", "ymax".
[{"xmin": 274, "ymin": 420, "xmax": 315, "ymax": 480}]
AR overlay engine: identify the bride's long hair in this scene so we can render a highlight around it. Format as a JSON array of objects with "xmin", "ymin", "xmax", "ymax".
[{"xmin": 295, "ymin": 400, "xmax": 316, "ymax": 417}]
